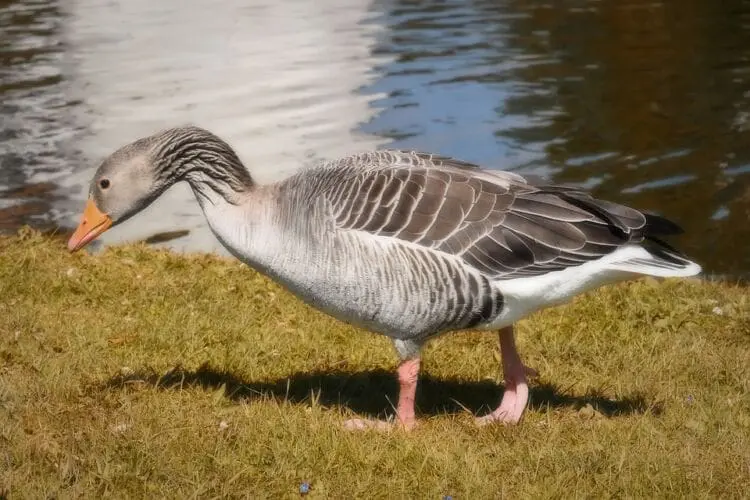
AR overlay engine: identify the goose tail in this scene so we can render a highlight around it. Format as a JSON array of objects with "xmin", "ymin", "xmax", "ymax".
[{"xmin": 604, "ymin": 214, "xmax": 702, "ymax": 278}]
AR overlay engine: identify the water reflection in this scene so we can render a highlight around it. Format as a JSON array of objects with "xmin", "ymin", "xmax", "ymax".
[
  {"xmin": 0, "ymin": 0, "xmax": 77, "ymax": 231},
  {"xmin": 493, "ymin": 0, "xmax": 750, "ymax": 279},
  {"xmin": 363, "ymin": 0, "xmax": 750, "ymax": 279},
  {"xmin": 1, "ymin": 0, "xmax": 749, "ymax": 278}
]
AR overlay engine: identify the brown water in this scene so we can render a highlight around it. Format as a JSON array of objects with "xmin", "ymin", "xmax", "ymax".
[{"xmin": 2, "ymin": 0, "xmax": 750, "ymax": 280}]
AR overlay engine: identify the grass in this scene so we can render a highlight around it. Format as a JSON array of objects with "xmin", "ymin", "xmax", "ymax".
[{"xmin": 1, "ymin": 228, "xmax": 749, "ymax": 498}]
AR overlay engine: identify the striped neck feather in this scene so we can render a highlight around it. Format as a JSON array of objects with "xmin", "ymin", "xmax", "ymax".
[{"xmin": 151, "ymin": 126, "xmax": 254, "ymax": 205}]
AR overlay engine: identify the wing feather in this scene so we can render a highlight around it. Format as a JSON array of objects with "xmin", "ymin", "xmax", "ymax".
[{"xmin": 319, "ymin": 150, "xmax": 672, "ymax": 279}]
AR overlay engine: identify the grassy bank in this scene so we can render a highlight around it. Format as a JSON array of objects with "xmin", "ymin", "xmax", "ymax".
[{"xmin": 1, "ymin": 229, "xmax": 748, "ymax": 498}]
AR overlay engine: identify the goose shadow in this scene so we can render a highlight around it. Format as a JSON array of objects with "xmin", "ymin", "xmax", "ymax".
[{"xmin": 102, "ymin": 363, "xmax": 660, "ymax": 419}]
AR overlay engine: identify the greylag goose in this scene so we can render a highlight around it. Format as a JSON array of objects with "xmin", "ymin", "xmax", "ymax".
[{"xmin": 68, "ymin": 126, "xmax": 701, "ymax": 430}]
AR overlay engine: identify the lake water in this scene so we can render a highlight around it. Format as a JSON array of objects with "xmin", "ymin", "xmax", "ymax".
[{"xmin": 2, "ymin": 0, "xmax": 750, "ymax": 280}]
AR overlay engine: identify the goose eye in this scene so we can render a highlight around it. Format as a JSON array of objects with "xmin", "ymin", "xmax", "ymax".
[{"xmin": 99, "ymin": 178, "xmax": 111, "ymax": 189}]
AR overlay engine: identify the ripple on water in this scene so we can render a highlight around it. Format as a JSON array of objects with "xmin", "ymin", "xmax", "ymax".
[{"xmin": 2, "ymin": 0, "xmax": 750, "ymax": 278}]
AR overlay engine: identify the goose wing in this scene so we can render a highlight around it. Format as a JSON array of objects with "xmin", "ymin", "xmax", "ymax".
[{"xmin": 321, "ymin": 150, "xmax": 678, "ymax": 280}]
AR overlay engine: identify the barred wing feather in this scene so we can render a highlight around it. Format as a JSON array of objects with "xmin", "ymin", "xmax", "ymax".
[{"xmin": 322, "ymin": 151, "xmax": 688, "ymax": 280}]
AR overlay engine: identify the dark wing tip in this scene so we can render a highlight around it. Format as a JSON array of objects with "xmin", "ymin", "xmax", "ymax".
[{"xmin": 644, "ymin": 213, "xmax": 684, "ymax": 236}]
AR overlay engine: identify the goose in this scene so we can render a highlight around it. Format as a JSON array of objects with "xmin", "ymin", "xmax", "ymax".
[{"xmin": 67, "ymin": 126, "xmax": 702, "ymax": 430}]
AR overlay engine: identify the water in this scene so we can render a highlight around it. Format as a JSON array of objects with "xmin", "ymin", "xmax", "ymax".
[{"xmin": 2, "ymin": 0, "xmax": 750, "ymax": 280}]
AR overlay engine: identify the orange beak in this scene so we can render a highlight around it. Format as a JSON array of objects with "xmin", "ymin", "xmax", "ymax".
[{"xmin": 67, "ymin": 199, "xmax": 113, "ymax": 252}]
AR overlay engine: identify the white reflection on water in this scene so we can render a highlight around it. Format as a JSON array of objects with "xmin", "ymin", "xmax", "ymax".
[{"xmin": 60, "ymin": 0, "xmax": 391, "ymax": 253}]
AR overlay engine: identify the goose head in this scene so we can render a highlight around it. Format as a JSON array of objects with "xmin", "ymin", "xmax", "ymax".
[{"xmin": 67, "ymin": 126, "xmax": 253, "ymax": 252}]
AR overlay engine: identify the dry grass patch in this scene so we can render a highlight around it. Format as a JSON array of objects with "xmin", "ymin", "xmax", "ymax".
[{"xmin": 1, "ymin": 229, "xmax": 748, "ymax": 498}]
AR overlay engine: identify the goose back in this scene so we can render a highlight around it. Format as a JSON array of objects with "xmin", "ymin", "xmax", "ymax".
[{"xmin": 287, "ymin": 150, "xmax": 684, "ymax": 280}]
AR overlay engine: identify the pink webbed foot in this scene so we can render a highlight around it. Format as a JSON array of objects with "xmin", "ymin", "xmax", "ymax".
[
  {"xmin": 344, "ymin": 357, "xmax": 421, "ymax": 432},
  {"xmin": 476, "ymin": 326, "xmax": 536, "ymax": 426}
]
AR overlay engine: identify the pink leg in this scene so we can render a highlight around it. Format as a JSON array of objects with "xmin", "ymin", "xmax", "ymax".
[
  {"xmin": 476, "ymin": 326, "xmax": 536, "ymax": 426},
  {"xmin": 344, "ymin": 358, "xmax": 421, "ymax": 431}
]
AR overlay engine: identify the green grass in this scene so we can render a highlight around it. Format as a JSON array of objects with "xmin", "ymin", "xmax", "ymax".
[{"xmin": 1, "ymin": 228, "xmax": 749, "ymax": 498}]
